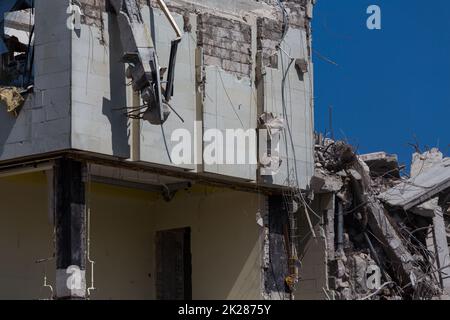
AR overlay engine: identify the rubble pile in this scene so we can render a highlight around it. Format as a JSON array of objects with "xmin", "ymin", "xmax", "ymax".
[{"xmin": 312, "ymin": 136, "xmax": 450, "ymax": 300}]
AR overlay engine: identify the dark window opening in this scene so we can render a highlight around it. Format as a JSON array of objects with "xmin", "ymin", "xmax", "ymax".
[{"xmin": 0, "ymin": 0, "xmax": 34, "ymax": 88}]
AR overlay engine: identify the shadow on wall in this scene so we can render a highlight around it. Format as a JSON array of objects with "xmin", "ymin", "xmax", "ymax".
[
  {"xmin": 102, "ymin": 10, "xmax": 130, "ymax": 158},
  {"xmin": 0, "ymin": 104, "xmax": 19, "ymax": 159}
]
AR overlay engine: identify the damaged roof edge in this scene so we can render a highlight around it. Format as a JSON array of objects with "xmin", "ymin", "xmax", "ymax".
[{"xmin": 378, "ymin": 158, "xmax": 450, "ymax": 210}]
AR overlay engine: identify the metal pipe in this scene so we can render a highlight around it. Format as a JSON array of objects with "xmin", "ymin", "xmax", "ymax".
[
  {"xmin": 86, "ymin": 164, "xmax": 96, "ymax": 298},
  {"xmin": 155, "ymin": 0, "xmax": 182, "ymax": 40},
  {"xmin": 336, "ymin": 201, "xmax": 344, "ymax": 252}
]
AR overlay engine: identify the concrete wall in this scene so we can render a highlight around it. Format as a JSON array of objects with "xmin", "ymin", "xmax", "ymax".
[
  {"xmin": 0, "ymin": 0, "xmax": 314, "ymax": 189},
  {"xmin": 71, "ymin": 10, "xmax": 131, "ymax": 159},
  {"xmin": 0, "ymin": 0, "xmax": 72, "ymax": 161},
  {"xmin": 0, "ymin": 171, "xmax": 262, "ymax": 300},
  {"xmin": 200, "ymin": 13, "xmax": 258, "ymax": 181},
  {"xmin": 138, "ymin": 8, "xmax": 197, "ymax": 169},
  {"xmin": 69, "ymin": 0, "xmax": 313, "ymax": 185},
  {"xmin": 70, "ymin": 4, "xmax": 198, "ymax": 166},
  {"xmin": 259, "ymin": 23, "xmax": 314, "ymax": 188},
  {"xmin": 70, "ymin": 1, "xmax": 261, "ymax": 178}
]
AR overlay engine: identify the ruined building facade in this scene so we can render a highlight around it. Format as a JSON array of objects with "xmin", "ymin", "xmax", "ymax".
[
  {"xmin": 2, "ymin": 0, "xmax": 447, "ymax": 302},
  {"xmin": 0, "ymin": 0, "xmax": 318, "ymax": 299},
  {"xmin": 311, "ymin": 139, "xmax": 450, "ymax": 300}
]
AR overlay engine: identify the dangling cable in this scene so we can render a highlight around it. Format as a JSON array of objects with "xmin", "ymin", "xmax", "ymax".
[
  {"xmin": 86, "ymin": 164, "xmax": 96, "ymax": 298},
  {"xmin": 276, "ymin": 0, "xmax": 290, "ymax": 47}
]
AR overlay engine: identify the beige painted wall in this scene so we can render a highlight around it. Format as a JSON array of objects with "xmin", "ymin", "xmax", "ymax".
[
  {"xmin": 89, "ymin": 183, "xmax": 263, "ymax": 300},
  {"xmin": 0, "ymin": 171, "xmax": 263, "ymax": 299},
  {"xmin": 148, "ymin": 186, "xmax": 262, "ymax": 300},
  {"xmin": 0, "ymin": 172, "xmax": 55, "ymax": 300}
]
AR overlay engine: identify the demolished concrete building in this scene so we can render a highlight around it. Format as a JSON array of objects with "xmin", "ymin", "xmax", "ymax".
[
  {"xmin": 306, "ymin": 139, "xmax": 450, "ymax": 300},
  {"xmin": 0, "ymin": 0, "xmax": 316, "ymax": 300},
  {"xmin": 1, "ymin": 0, "xmax": 447, "ymax": 302}
]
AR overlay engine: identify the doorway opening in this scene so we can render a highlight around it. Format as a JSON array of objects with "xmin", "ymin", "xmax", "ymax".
[{"xmin": 155, "ymin": 227, "xmax": 192, "ymax": 300}]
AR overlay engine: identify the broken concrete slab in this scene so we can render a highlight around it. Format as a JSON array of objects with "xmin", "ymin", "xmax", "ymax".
[
  {"xmin": 411, "ymin": 198, "xmax": 439, "ymax": 218},
  {"xmin": 364, "ymin": 194, "xmax": 419, "ymax": 285},
  {"xmin": 411, "ymin": 148, "xmax": 444, "ymax": 178},
  {"xmin": 378, "ymin": 158, "xmax": 450, "ymax": 210},
  {"xmin": 409, "ymin": 150, "xmax": 447, "ymax": 217},
  {"xmin": 310, "ymin": 169, "xmax": 343, "ymax": 193}
]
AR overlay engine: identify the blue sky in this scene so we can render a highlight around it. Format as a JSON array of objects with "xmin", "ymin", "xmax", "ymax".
[{"xmin": 312, "ymin": 0, "xmax": 450, "ymax": 168}]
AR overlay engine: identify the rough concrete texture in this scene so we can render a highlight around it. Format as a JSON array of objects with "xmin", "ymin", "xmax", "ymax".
[
  {"xmin": 71, "ymin": 8, "xmax": 130, "ymax": 158},
  {"xmin": 314, "ymin": 139, "xmax": 448, "ymax": 300},
  {"xmin": 203, "ymin": 65, "xmax": 257, "ymax": 180},
  {"xmin": 0, "ymin": 0, "xmax": 315, "ymax": 189},
  {"xmin": 0, "ymin": 0, "xmax": 72, "ymax": 161},
  {"xmin": 139, "ymin": 7, "xmax": 197, "ymax": 170},
  {"xmin": 259, "ymin": 26, "xmax": 314, "ymax": 188},
  {"xmin": 411, "ymin": 148, "xmax": 444, "ymax": 178}
]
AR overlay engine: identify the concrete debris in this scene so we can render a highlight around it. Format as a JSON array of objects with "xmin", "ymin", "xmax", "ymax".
[
  {"xmin": 0, "ymin": 86, "xmax": 25, "ymax": 117},
  {"xmin": 258, "ymin": 112, "xmax": 284, "ymax": 136},
  {"xmin": 313, "ymin": 135, "xmax": 449, "ymax": 300},
  {"xmin": 411, "ymin": 148, "xmax": 444, "ymax": 177},
  {"xmin": 359, "ymin": 151, "xmax": 400, "ymax": 178},
  {"xmin": 256, "ymin": 211, "xmax": 264, "ymax": 227},
  {"xmin": 310, "ymin": 170, "xmax": 343, "ymax": 193},
  {"xmin": 258, "ymin": 112, "xmax": 284, "ymax": 172},
  {"xmin": 411, "ymin": 198, "xmax": 439, "ymax": 218},
  {"xmin": 447, "ymin": 214, "xmax": 450, "ymax": 242},
  {"xmin": 379, "ymin": 158, "xmax": 450, "ymax": 211}
]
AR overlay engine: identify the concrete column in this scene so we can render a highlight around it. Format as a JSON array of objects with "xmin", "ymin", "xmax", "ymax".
[
  {"xmin": 322, "ymin": 193, "xmax": 335, "ymax": 261},
  {"xmin": 433, "ymin": 206, "xmax": 450, "ymax": 296},
  {"xmin": 54, "ymin": 158, "xmax": 87, "ymax": 299},
  {"xmin": 264, "ymin": 195, "xmax": 290, "ymax": 300}
]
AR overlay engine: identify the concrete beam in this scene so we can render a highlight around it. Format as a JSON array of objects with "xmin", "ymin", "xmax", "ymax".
[
  {"xmin": 351, "ymin": 160, "xmax": 428, "ymax": 288},
  {"xmin": 364, "ymin": 195, "xmax": 418, "ymax": 285},
  {"xmin": 432, "ymin": 206, "xmax": 450, "ymax": 294}
]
